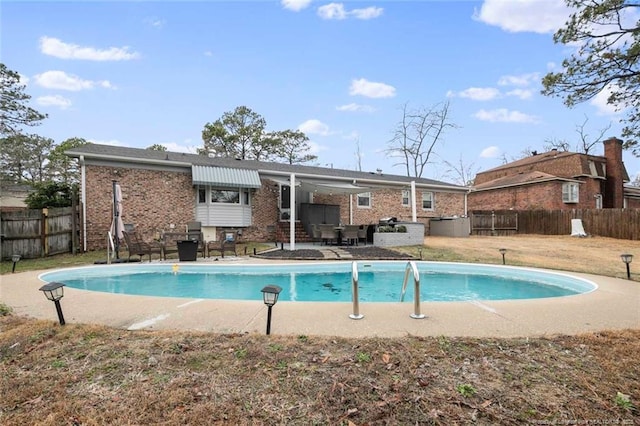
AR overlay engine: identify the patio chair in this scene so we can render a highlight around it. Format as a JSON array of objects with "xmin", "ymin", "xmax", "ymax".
[
  {"xmin": 311, "ymin": 224, "xmax": 322, "ymax": 245},
  {"xmin": 318, "ymin": 224, "xmax": 338, "ymax": 246},
  {"xmin": 357, "ymin": 224, "xmax": 369, "ymax": 245},
  {"xmin": 122, "ymin": 230, "xmax": 163, "ymax": 262},
  {"xmin": 208, "ymin": 230, "xmax": 238, "ymax": 258},
  {"xmin": 187, "ymin": 221, "xmax": 206, "ymax": 258},
  {"xmin": 342, "ymin": 224, "xmax": 360, "ymax": 246}
]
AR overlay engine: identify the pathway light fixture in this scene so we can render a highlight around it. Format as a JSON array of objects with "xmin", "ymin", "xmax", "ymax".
[
  {"xmin": 39, "ymin": 282, "xmax": 66, "ymax": 325},
  {"xmin": 11, "ymin": 254, "xmax": 21, "ymax": 273},
  {"xmin": 261, "ymin": 285, "xmax": 282, "ymax": 335},
  {"xmin": 499, "ymin": 248, "xmax": 507, "ymax": 265},
  {"xmin": 621, "ymin": 254, "xmax": 633, "ymax": 280}
]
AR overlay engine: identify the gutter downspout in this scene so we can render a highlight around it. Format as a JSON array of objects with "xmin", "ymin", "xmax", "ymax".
[
  {"xmin": 289, "ymin": 173, "xmax": 296, "ymax": 251},
  {"xmin": 80, "ymin": 155, "xmax": 87, "ymax": 251}
]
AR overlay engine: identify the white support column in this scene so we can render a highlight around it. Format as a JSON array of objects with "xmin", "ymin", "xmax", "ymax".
[
  {"xmin": 349, "ymin": 194, "xmax": 353, "ymax": 224},
  {"xmin": 411, "ymin": 181, "xmax": 417, "ymax": 222},
  {"xmin": 289, "ymin": 173, "xmax": 296, "ymax": 250},
  {"xmin": 80, "ymin": 155, "xmax": 87, "ymax": 251}
]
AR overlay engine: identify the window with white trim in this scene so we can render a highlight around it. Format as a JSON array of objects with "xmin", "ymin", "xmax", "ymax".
[
  {"xmin": 401, "ymin": 190, "xmax": 410, "ymax": 206},
  {"xmin": 422, "ymin": 191, "xmax": 434, "ymax": 210},
  {"xmin": 562, "ymin": 183, "xmax": 579, "ymax": 203},
  {"xmin": 357, "ymin": 192, "xmax": 371, "ymax": 208},
  {"xmin": 211, "ymin": 188, "xmax": 240, "ymax": 204}
]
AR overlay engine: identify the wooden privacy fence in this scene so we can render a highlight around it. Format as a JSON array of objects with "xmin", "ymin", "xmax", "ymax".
[
  {"xmin": 471, "ymin": 209, "xmax": 640, "ymax": 240},
  {"xmin": 0, "ymin": 206, "xmax": 82, "ymax": 259}
]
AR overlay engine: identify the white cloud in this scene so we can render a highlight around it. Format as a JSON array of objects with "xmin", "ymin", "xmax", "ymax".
[
  {"xmin": 18, "ymin": 73, "xmax": 30, "ymax": 85},
  {"xmin": 87, "ymin": 138, "xmax": 125, "ymax": 147},
  {"xmin": 506, "ymin": 88, "xmax": 533, "ymax": 100},
  {"xmin": 456, "ymin": 87, "xmax": 500, "ymax": 101},
  {"xmin": 480, "ymin": 146, "xmax": 501, "ymax": 158},
  {"xmin": 158, "ymin": 142, "xmax": 199, "ymax": 154},
  {"xmin": 349, "ymin": 78, "xmax": 396, "ymax": 98},
  {"xmin": 34, "ymin": 70, "xmax": 114, "ymax": 91},
  {"xmin": 336, "ymin": 103, "xmax": 376, "ymax": 113},
  {"xmin": 144, "ymin": 17, "xmax": 166, "ymax": 29},
  {"xmin": 37, "ymin": 95, "xmax": 72, "ymax": 109},
  {"xmin": 39, "ymin": 36, "xmax": 139, "ymax": 61},
  {"xmin": 298, "ymin": 119, "xmax": 330, "ymax": 135},
  {"xmin": 351, "ymin": 6, "xmax": 383, "ymax": 20},
  {"xmin": 317, "ymin": 3, "xmax": 383, "ymax": 20},
  {"xmin": 474, "ymin": 0, "xmax": 570, "ymax": 34},
  {"xmin": 318, "ymin": 3, "xmax": 347, "ymax": 19},
  {"xmin": 281, "ymin": 0, "xmax": 312, "ymax": 12},
  {"xmin": 590, "ymin": 84, "xmax": 624, "ymax": 116},
  {"xmin": 204, "ymin": 51, "xmax": 213, "ymax": 57},
  {"xmin": 497, "ymin": 72, "xmax": 540, "ymax": 87},
  {"xmin": 474, "ymin": 108, "xmax": 540, "ymax": 123}
]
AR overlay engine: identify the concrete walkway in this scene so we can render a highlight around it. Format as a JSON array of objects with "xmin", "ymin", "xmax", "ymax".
[{"xmin": 1, "ymin": 257, "xmax": 638, "ymax": 338}]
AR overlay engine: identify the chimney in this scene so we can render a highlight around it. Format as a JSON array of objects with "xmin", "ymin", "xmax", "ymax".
[{"xmin": 603, "ymin": 137, "xmax": 624, "ymax": 208}]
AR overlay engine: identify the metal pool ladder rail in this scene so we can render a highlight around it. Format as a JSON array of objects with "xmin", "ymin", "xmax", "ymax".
[
  {"xmin": 401, "ymin": 261, "xmax": 425, "ymax": 319},
  {"xmin": 349, "ymin": 261, "xmax": 364, "ymax": 319}
]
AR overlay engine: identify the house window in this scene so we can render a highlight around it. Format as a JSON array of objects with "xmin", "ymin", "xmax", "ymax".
[
  {"xmin": 242, "ymin": 189, "xmax": 250, "ymax": 205},
  {"xmin": 422, "ymin": 192, "xmax": 434, "ymax": 210},
  {"xmin": 198, "ymin": 188, "xmax": 206, "ymax": 204},
  {"xmin": 402, "ymin": 190, "xmax": 410, "ymax": 207},
  {"xmin": 562, "ymin": 183, "xmax": 579, "ymax": 203},
  {"xmin": 211, "ymin": 189, "xmax": 240, "ymax": 204},
  {"xmin": 357, "ymin": 192, "xmax": 371, "ymax": 208}
]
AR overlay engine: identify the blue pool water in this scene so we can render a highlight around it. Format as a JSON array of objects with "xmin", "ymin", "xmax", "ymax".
[{"xmin": 39, "ymin": 262, "xmax": 596, "ymax": 302}]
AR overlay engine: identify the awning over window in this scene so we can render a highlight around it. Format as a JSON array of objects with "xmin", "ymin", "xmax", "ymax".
[{"xmin": 191, "ymin": 165, "xmax": 262, "ymax": 188}]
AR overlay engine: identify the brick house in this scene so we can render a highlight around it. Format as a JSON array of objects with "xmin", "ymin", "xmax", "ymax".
[
  {"xmin": 66, "ymin": 143, "xmax": 469, "ymax": 251},
  {"xmin": 468, "ymin": 137, "xmax": 640, "ymax": 210}
]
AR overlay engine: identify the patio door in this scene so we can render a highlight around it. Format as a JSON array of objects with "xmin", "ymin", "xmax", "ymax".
[{"xmin": 279, "ymin": 184, "xmax": 309, "ymax": 221}]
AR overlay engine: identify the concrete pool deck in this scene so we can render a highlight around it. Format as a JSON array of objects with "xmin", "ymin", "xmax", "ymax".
[{"xmin": 1, "ymin": 257, "xmax": 638, "ymax": 338}]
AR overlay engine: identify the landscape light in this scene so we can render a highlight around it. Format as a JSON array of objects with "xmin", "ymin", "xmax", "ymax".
[
  {"xmin": 11, "ymin": 254, "xmax": 21, "ymax": 273},
  {"xmin": 499, "ymin": 248, "xmax": 507, "ymax": 265},
  {"xmin": 620, "ymin": 254, "xmax": 633, "ymax": 280},
  {"xmin": 261, "ymin": 285, "xmax": 282, "ymax": 335},
  {"xmin": 38, "ymin": 282, "xmax": 66, "ymax": 325}
]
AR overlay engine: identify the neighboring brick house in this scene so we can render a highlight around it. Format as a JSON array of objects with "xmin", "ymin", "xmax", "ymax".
[
  {"xmin": 66, "ymin": 143, "xmax": 468, "ymax": 251},
  {"xmin": 468, "ymin": 137, "xmax": 638, "ymax": 211}
]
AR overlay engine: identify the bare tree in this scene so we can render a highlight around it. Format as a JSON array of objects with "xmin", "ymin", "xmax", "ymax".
[
  {"xmin": 543, "ymin": 138, "xmax": 571, "ymax": 152},
  {"xmin": 441, "ymin": 154, "xmax": 479, "ymax": 186},
  {"xmin": 354, "ymin": 137, "xmax": 363, "ymax": 172},
  {"xmin": 387, "ymin": 101, "xmax": 457, "ymax": 178},
  {"xmin": 575, "ymin": 115, "xmax": 611, "ymax": 155},
  {"xmin": 543, "ymin": 115, "xmax": 611, "ymax": 154}
]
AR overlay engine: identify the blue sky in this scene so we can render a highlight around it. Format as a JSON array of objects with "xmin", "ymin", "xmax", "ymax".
[{"xmin": 3, "ymin": 0, "xmax": 639, "ymax": 184}]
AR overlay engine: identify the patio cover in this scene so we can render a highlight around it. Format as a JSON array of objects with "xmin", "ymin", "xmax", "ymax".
[
  {"xmin": 298, "ymin": 180, "xmax": 373, "ymax": 194},
  {"xmin": 267, "ymin": 176, "xmax": 373, "ymax": 194},
  {"xmin": 191, "ymin": 165, "xmax": 262, "ymax": 188}
]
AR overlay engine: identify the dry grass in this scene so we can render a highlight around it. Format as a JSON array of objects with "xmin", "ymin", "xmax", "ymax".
[
  {"xmin": 1, "ymin": 234, "xmax": 639, "ymax": 424},
  {"xmin": 403, "ymin": 234, "xmax": 640, "ymax": 279},
  {"xmin": 1, "ymin": 316, "xmax": 638, "ymax": 425}
]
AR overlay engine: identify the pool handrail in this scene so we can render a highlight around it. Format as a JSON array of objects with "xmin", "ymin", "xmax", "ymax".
[
  {"xmin": 401, "ymin": 261, "xmax": 425, "ymax": 319},
  {"xmin": 349, "ymin": 261, "xmax": 364, "ymax": 320}
]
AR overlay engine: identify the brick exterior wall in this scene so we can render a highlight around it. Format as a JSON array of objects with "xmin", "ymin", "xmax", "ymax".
[
  {"xmin": 469, "ymin": 180, "xmax": 603, "ymax": 211},
  {"xmin": 85, "ymin": 165, "xmax": 194, "ymax": 250},
  {"xmin": 313, "ymin": 189, "xmax": 465, "ymax": 234},
  {"xmin": 84, "ymin": 165, "xmax": 467, "ymax": 249}
]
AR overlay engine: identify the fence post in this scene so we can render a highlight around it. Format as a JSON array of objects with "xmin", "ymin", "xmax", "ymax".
[
  {"xmin": 41, "ymin": 208, "xmax": 48, "ymax": 257},
  {"xmin": 491, "ymin": 211, "xmax": 496, "ymax": 236}
]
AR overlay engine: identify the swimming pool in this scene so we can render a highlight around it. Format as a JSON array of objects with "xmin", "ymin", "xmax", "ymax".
[{"xmin": 39, "ymin": 261, "xmax": 597, "ymax": 302}]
